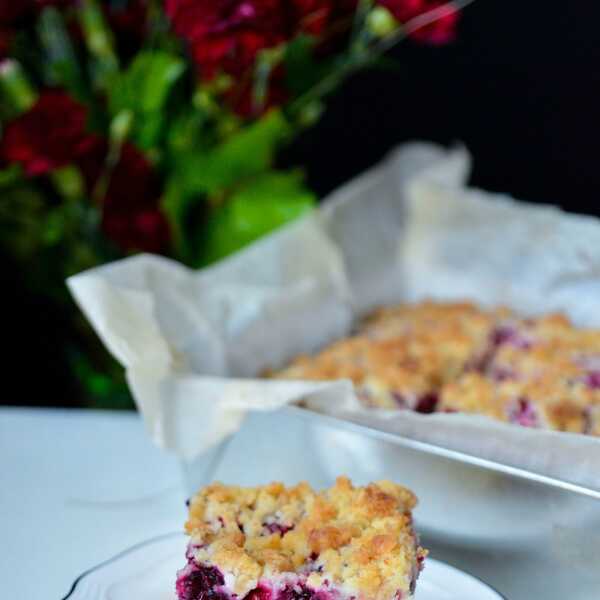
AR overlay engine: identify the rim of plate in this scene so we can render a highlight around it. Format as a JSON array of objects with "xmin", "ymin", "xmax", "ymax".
[
  {"xmin": 62, "ymin": 532, "xmax": 507, "ymax": 600},
  {"xmin": 61, "ymin": 531, "xmax": 180, "ymax": 600}
]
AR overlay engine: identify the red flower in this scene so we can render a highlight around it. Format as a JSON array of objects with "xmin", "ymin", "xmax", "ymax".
[
  {"xmin": 165, "ymin": 0, "xmax": 356, "ymax": 81},
  {"xmin": 77, "ymin": 138, "xmax": 170, "ymax": 254},
  {"xmin": 378, "ymin": 0, "xmax": 459, "ymax": 45},
  {"xmin": 165, "ymin": 0, "xmax": 357, "ymax": 116},
  {"xmin": 0, "ymin": 90, "xmax": 89, "ymax": 176},
  {"xmin": 165, "ymin": 0, "xmax": 287, "ymax": 80}
]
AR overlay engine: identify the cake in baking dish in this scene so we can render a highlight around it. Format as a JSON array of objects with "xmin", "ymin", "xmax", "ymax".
[
  {"xmin": 176, "ymin": 478, "xmax": 426, "ymax": 600},
  {"xmin": 274, "ymin": 301, "xmax": 600, "ymax": 436}
]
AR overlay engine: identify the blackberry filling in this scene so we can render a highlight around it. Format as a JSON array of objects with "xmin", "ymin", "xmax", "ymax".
[
  {"xmin": 176, "ymin": 565, "xmax": 228, "ymax": 600},
  {"xmin": 584, "ymin": 371, "xmax": 600, "ymax": 389},
  {"xmin": 490, "ymin": 366, "xmax": 516, "ymax": 382},
  {"xmin": 278, "ymin": 583, "xmax": 318, "ymax": 600},
  {"xmin": 245, "ymin": 586, "xmax": 272, "ymax": 600},
  {"xmin": 415, "ymin": 393, "xmax": 438, "ymax": 414},
  {"xmin": 263, "ymin": 522, "xmax": 295, "ymax": 536},
  {"xmin": 491, "ymin": 326, "xmax": 531, "ymax": 350},
  {"xmin": 508, "ymin": 398, "xmax": 538, "ymax": 428}
]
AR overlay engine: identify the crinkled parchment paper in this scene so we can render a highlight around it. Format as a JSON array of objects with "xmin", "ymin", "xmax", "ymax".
[{"xmin": 68, "ymin": 142, "xmax": 600, "ymax": 489}]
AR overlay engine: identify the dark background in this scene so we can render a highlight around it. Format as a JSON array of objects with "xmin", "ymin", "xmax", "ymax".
[
  {"xmin": 5, "ymin": 2, "xmax": 600, "ymax": 407},
  {"xmin": 292, "ymin": 1, "xmax": 600, "ymax": 214}
]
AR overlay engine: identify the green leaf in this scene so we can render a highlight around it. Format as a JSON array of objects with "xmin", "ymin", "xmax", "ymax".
[
  {"xmin": 164, "ymin": 109, "xmax": 292, "ymax": 263},
  {"xmin": 111, "ymin": 51, "xmax": 186, "ymax": 115},
  {"xmin": 0, "ymin": 165, "xmax": 22, "ymax": 188},
  {"xmin": 252, "ymin": 45, "xmax": 284, "ymax": 112},
  {"xmin": 51, "ymin": 166, "xmax": 85, "ymax": 201},
  {"xmin": 200, "ymin": 170, "xmax": 316, "ymax": 264},
  {"xmin": 162, "ymin": 174, "xmax": 201, "ymax": 263},
  {"xmin": 37, "ymin": 7, "xmax": 88, "ymax": 102},
  {"xmin": 173, "ymin": 109, "xmax": 291, "ymax": 198},
  {"xmin": 0, "ymin": 60, "xmax": 37, "ymax": 116},
  {"xmin": 0, "ymin": 184, "xmax": 47, "ymax": 259},
  {"xmin": 78, "ymin": 0, "xmax": 119, "ymax": 91},
  {"xmin": 109, "ymin": 50, "xmax": 185, "ymax": 148}
]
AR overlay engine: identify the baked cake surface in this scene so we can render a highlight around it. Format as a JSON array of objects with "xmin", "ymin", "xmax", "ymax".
[
  {"xmin": 176, "ymin": 478, "xmax": 426, "ymax": 600},
  {"xmin": 274, "ymin": 301, "xmax": 600, "ymax": 435}
]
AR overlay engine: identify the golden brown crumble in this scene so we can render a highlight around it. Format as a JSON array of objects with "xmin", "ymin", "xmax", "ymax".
[
  {"xmin": 185, "ymin": 478, "xmax": 425, "ymax": 599},
  {"xmin": 273, "ymin": 300, "xmax": 600, "ymax": 435}
]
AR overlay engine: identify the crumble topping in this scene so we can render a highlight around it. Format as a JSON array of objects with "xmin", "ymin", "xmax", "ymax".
[
  {"xmin": 273, "ymin": 300, "xmax": 600, "ymax": 436},
  {"xmin": 181, "ymin": 478, "xmax": 425, "ymax": 600}
]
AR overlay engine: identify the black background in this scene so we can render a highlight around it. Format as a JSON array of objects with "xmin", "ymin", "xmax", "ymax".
[
  {"xmin": 291, "ymin": 1, "xmax": 600, "ymax": 214},
  {"xmin": 5, "ymin": 1, "xmax": 600, "ymax": 407}
]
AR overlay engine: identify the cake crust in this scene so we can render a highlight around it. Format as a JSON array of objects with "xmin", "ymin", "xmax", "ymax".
[
  {"xmin": 273, "ymin": 301, "xmax": 600, "ymax": 435},
  {"xmin": 179, "ymin": 478, "xmax": 425, "ymax": 600}
]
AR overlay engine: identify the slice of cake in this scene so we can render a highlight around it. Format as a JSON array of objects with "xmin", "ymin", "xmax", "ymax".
[{"xmin": 176, "ymin": 477, "xmax": 426, "ymax": 600}]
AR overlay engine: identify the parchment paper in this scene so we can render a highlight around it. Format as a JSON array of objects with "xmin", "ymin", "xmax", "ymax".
[{"xmin": 68, "ymin": 142, "xmax": 600, "ymax": 489}]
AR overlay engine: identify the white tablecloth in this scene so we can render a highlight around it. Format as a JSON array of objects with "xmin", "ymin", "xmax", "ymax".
[
  {"xmin": 2, "ymin": 407, "xmax": 587, "ymax": 600},
  {"xmin": 0, "ymin": 408, "xmax": 186, "ymax": 600}
]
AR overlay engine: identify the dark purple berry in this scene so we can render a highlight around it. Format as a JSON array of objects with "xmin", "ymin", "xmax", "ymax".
[
  {"xmin": 263, "ymin": 522, "xmax": 294, "ymax": 536},
  {"xmin": 277, "ymin": 583, "xmax": 315, "ymax": 600},
  {"xmin": 176, "ymin": 565, "xmax": 227, "ymax": 600},
  {"xmin": 415, "ymin": 393, "xmax": 438, "ymax": 414}
]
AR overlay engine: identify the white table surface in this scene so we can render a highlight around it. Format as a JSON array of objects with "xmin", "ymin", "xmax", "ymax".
[
  {"xmin": 2, "ymin": 407, "xmax": 592, "ymax": 600},
  {"xmin": 0, "ymin": 407, "xmax": 187, "ymax": 600}
]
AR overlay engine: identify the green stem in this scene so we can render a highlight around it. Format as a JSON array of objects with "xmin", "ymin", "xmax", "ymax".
[
  {"xmin": 374, "ymin": 0, "xmax": 478, "ymax": 55},
  {"xmin": 0, "ymin": 60, "xmax": 37, "ymax": 113},
  {"xmin": 78, "ymin": 0, "xmax": 119, "ymax": 90},
  {"xmin": 287, "ymin": 0, "xmax": 477, "ymax": 123},
  {"xmin": 90, "ymin": 136, "xmax": 125, "ymax": 207}
]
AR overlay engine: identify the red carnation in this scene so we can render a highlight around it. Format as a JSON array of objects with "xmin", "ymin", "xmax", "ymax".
[
  {"xmin": 166, "ymin": 0, "xmax": 358, "ymax": 80},
  {"xmin": 0, "ymin": 90, "xmax": 89, "ymax": 176},
  {"xmin": 378, "ymin": 0, "xmax": 459, "ymax": 45},
  {"xmin": 77, "ymin": 138, "xmax": 170, "ymax": 254},
  {"xmin": 165, "ymin": 0, "xmax": 286, "ymax": 80},
  {"xmin": 165, "ymin": 0, "xmax": 357, "ymax": 116}
]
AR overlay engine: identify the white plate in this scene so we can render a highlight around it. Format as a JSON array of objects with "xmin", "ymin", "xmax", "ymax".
[{"xmin": 63, "ymin": 533, "xmax": 505, "ymax": 600}]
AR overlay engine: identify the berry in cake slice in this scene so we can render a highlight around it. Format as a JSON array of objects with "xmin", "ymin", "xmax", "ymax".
[{"xmin": 176, "ymin": 477, "xmax": 426, "ymax": 600}]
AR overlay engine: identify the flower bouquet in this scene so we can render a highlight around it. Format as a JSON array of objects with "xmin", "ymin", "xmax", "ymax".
[{"xmin": 0, "ymin": 0, "xmax": 463, "ymax": 407}]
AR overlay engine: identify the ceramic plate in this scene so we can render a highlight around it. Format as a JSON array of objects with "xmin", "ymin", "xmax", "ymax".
[{"xmin": 63, "ymin": 533, "xmax": 505, "ymax": 600}]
